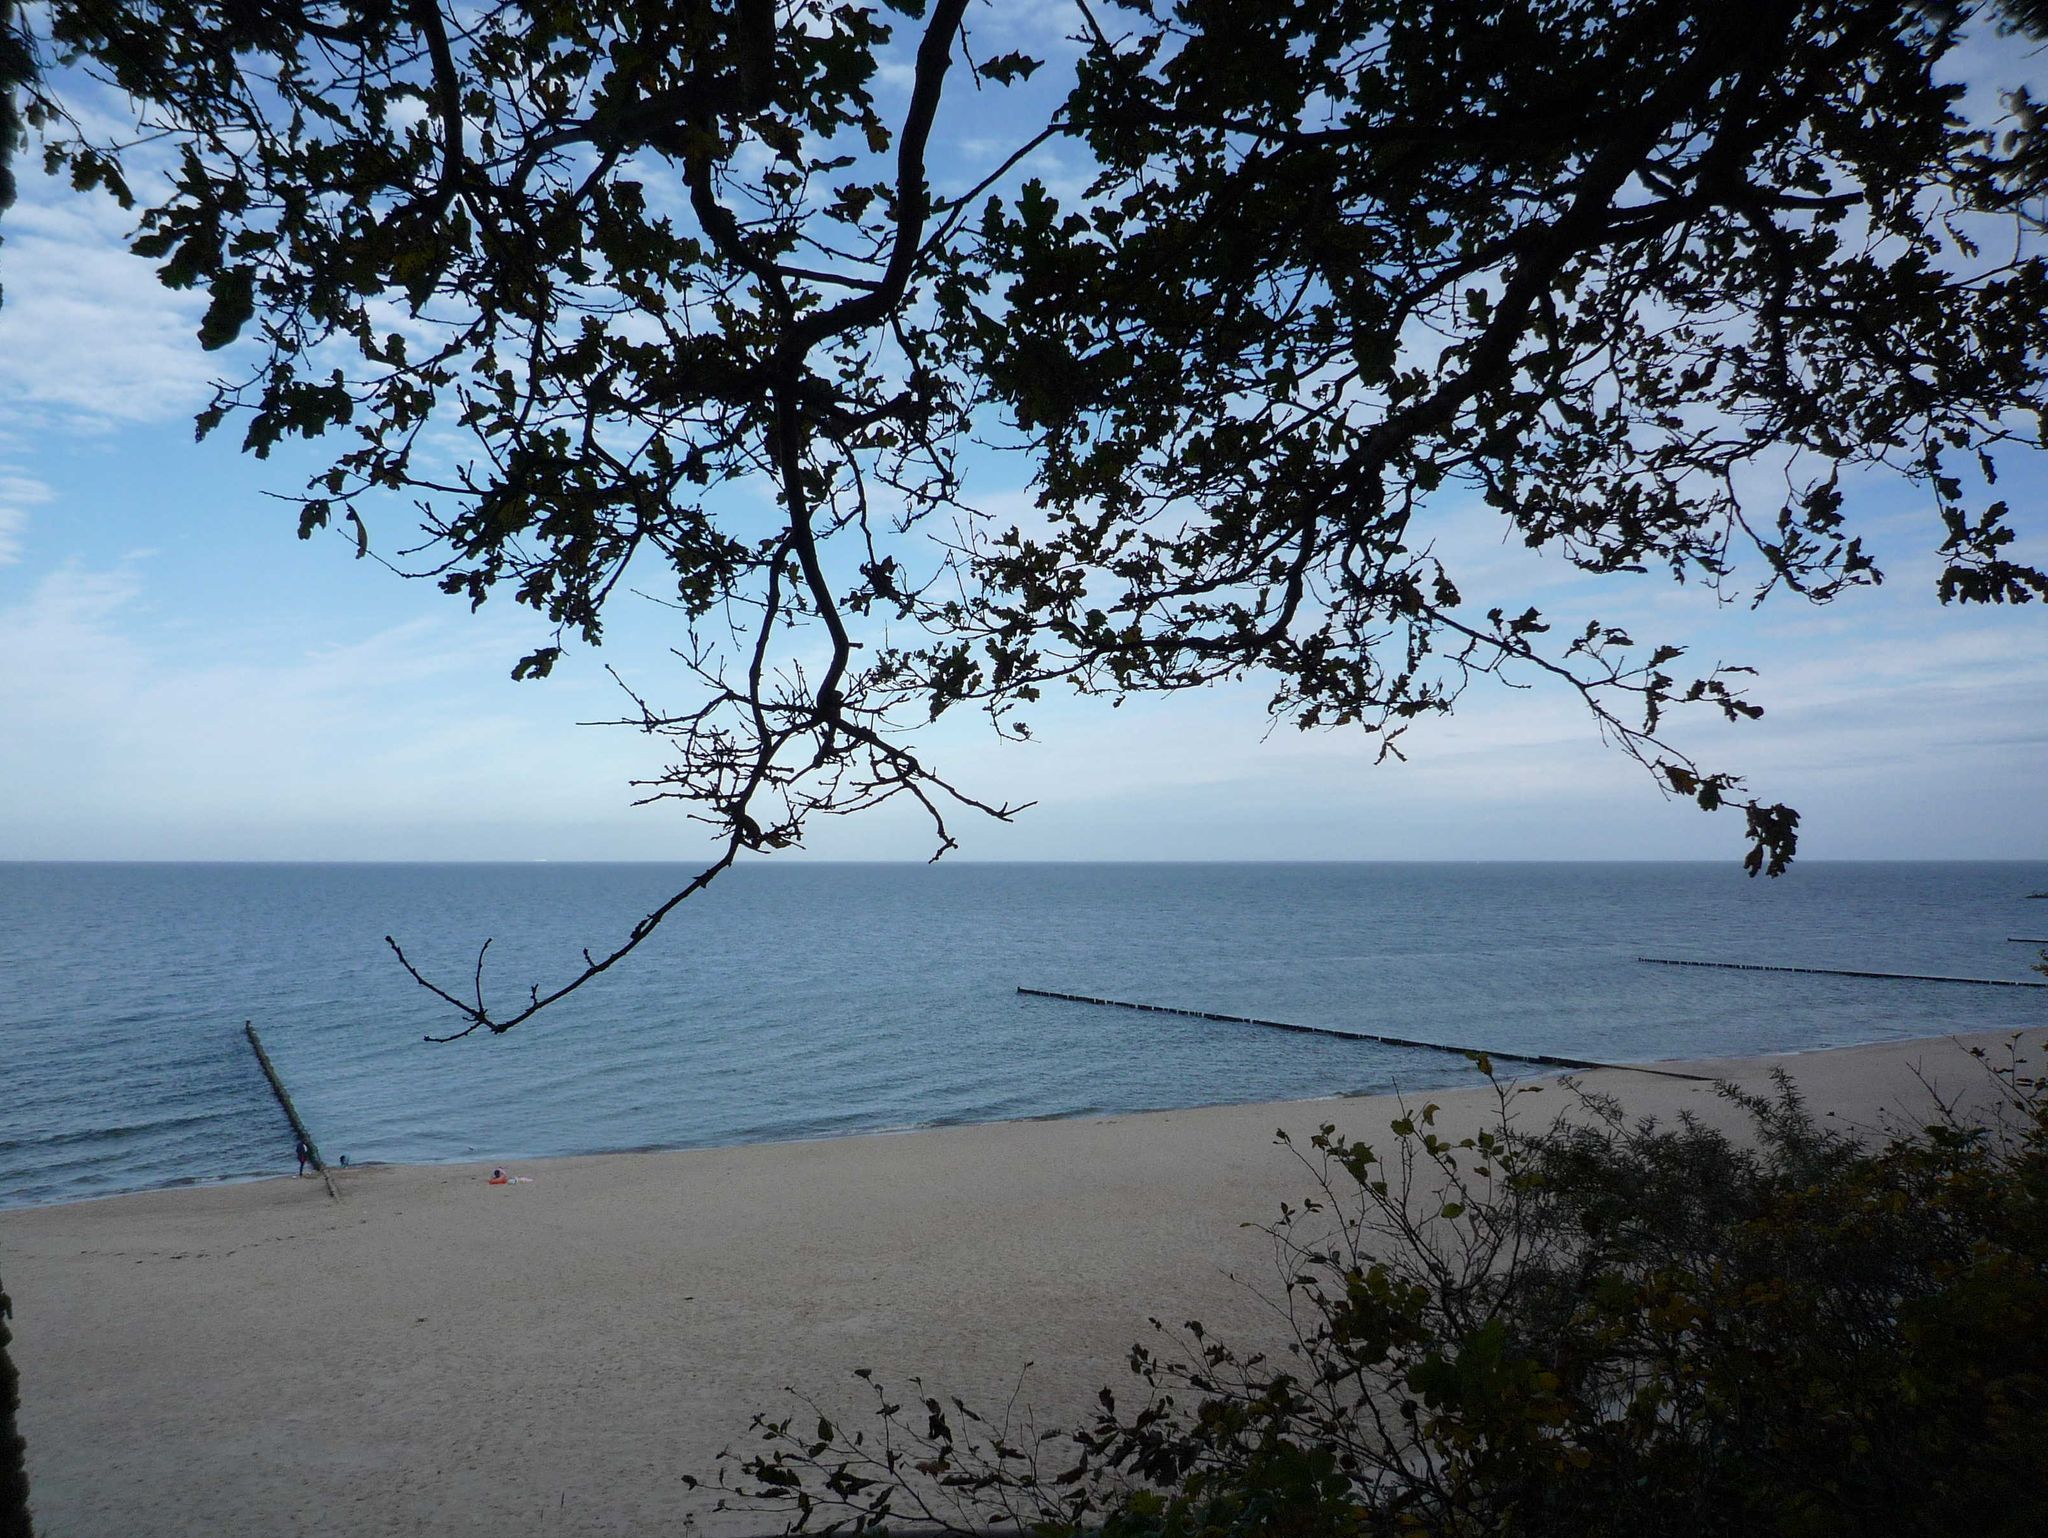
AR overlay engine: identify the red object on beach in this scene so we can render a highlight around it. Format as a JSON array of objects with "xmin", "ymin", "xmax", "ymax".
[{"xmin": 488, "ymin": 1169, "xmax": 508, "ymax": 1185}]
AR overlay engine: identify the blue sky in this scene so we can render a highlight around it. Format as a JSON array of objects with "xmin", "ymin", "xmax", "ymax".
[{"xmin": 2, "ymin": 6, "xmax": 2044, "ymax": 865}]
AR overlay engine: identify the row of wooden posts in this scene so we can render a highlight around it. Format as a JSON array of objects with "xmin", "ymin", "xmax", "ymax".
[
  {"xmin": 1021, "ymin": 948, "xmax": 2047, "ymax": 1077},
  {"xmin": 241, "ymin": 1022, "xmax": 339, "ymax": 1202},
  {"xmin": 247, "ymin": 948, "xmax": 2045, "ymax": 1184}
]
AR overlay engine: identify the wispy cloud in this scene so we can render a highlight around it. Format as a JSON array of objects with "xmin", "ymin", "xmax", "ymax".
[
  {"xmin": 0, "ymin": 558, "xmax": 675, "ymax": 859},
  {"xmin": 0, "ymin": 469, "xmax": 53, "ymax": 563},
  {"xmin": 0, "ymin": 180, "xmax": 215, "ymax": 428}
]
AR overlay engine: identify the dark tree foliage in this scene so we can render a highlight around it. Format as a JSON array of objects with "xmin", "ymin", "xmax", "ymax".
[
  {"xmin": 0, "ymin": 1269, "xmax": 29, "ymax": 1538},
  {"xmin": 712, "ymin": 1041, "xmax": 2048, "ymax": 1537},
  {"xmin": 965, "ymin": 0, "xmax": 2048, "ymax": 879},
  {"xmin": 2, "ymin": 1, "xmax": 2044, "ymax": 1029}
]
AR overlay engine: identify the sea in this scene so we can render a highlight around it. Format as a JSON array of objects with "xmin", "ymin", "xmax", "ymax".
[{"xmin": 3, "ymin": 861, "xmax": 2046, "ymax": 1210}]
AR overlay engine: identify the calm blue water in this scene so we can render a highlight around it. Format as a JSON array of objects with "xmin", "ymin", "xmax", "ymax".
[{"xmin": 3, "ymin": 861, "xmax": 2045, "ymax": 1209}]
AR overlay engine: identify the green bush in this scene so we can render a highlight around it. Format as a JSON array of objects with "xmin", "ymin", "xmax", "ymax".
[
  {"xmin": 0, "ymin": 1266, "xmax": 30, "ymax": 1538},
  {"xmin": 709, "ymin": 1035, "xmax": 2048, "ymax": 1537}
]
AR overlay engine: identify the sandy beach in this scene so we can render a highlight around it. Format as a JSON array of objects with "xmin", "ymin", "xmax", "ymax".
[{"xmin": 3, "ymin": 1028, "xmax": 2037, "ymax": 1537}]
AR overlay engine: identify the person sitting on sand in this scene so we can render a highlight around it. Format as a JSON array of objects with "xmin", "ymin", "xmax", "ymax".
[{"xmin": 488, "ymin": 1168, "xmax": 508, "ymax": 1185}]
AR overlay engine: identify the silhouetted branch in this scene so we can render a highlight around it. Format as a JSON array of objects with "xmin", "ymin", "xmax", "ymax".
[{"xmin": 391, "ymin": 838, "xmax": 743, "ymax": 1039}]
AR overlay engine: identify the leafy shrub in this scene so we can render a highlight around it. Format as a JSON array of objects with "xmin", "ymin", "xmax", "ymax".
[
  {"xmin": 708, "ymin": 1037, "xmax": 2048, "ymax": 1537},
  {"xmin": 0, "ymin": 1266, "xmax": 29, "ymax": 1538}
]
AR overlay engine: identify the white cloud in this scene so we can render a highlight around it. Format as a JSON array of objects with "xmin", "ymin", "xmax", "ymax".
[
  {"xmin": 0, "ymin": 558, "xmax": 684, "ymax": 859},
  {"xmin": 2, "ymin": 533, "xmax": 2040, "ymax": 863},
  {"xmin": 0, "ymin": 470, "xmax": 53, "ymax": 563},
  {"xmin": 0, "ymin": 177, "xmax": 215, "ymax": 427}
]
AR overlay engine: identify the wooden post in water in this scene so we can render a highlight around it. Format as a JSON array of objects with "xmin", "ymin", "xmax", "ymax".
[{"xmin": 243, "ymin": 1022, "xmax": 339, "ymax": 1201}]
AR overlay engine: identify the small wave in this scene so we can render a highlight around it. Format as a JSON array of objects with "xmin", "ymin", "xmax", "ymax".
[{"xmin": 0, "ymin": 1107, "xmax": 250, "ymax": 1157}]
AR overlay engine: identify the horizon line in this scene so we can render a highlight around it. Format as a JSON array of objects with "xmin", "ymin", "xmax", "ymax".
[{"xmin": 5, "ymin": 855, "xmax": 2045, "ymax": 868}]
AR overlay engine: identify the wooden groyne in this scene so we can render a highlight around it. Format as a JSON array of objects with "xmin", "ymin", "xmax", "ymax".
[
  {"xmin": 242, "ymin": 1022, "xmax": 339, "ymax": 1201},
  {"xmin": 1640, "ymin": 957, "xmax": 2048, "ymax": 989},
  {"xmin": 2008, "ymin": 938, "xmax": 2048, "ymax": 945},
  {"xmin": 1016, "ymin": 988, "xmax": 1712, "ymax": 1081}
]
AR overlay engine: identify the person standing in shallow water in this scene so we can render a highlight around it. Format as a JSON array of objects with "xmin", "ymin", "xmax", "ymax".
[{"xmin": 295, "ymin": 1139, "xmax": 310, "ymax": 1178}]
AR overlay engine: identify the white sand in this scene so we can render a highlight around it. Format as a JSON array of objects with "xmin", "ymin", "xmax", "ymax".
[{"xmin": 3, "ymin": 1029, "xmax": 2036, "ymax": 1537}]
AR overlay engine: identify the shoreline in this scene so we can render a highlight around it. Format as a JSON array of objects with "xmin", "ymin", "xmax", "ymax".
[
  {"xmin": 4, "ymin": 1027, "xmax": 2040, "ymax": 1537},
  {"xmin": 1, "ymin": 1023, "xmax": 1974, "ymax": 1219}
]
